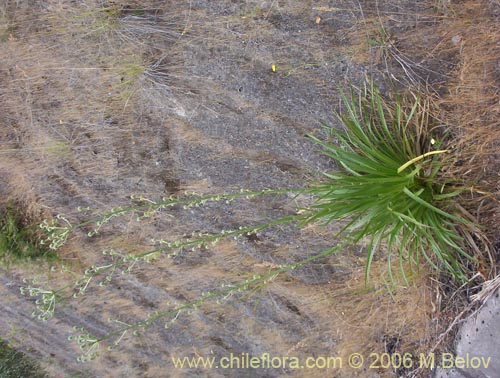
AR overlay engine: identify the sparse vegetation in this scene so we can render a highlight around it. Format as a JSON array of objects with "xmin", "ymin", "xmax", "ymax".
[
  {"xmin": 0, "ymin": 339, "xmax": 46, "ymax": 378},
  {"xmin": 0, "ymin": 206, "xmax": 57, "ymax": 264}
]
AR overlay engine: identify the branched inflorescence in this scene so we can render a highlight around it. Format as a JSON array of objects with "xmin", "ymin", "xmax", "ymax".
[
  {"xmin": 66, "ymin": 243, "xmax": 344, "ymax": 362},
  {"xmin": 39, "ymin": 189, "xmax": 308, "ymax": 251},
  {"xmin": 20, "ymin": 283, "xmax": 58, "ymax": 321},
  {"xmin": 23, "ymin": 189, "xmax": 309, "ymax": 323}
]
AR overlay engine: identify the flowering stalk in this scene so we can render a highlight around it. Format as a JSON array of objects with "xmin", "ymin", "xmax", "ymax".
[
  {"xmin": 70, "ymin": 241, "xmax": 349, "ymax": 362},
  {"xmin": 24, "ymin": 212, "xmax": 310, "ymax": 320},
  {"xmin": 39, "ymin": 188, "xmax": 310, "ymax": 250}
]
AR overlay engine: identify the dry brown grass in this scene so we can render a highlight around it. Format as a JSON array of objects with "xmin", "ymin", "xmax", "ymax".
[
  {"xmin": 439, "ymin": 1, "xmax": 500, "ymax": 269},
  {"xmin": 288, "ymin": 263, "xmax": 436, "ymax": 378}
]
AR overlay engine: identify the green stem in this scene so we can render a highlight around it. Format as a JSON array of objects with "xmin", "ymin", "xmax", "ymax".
[
  {"xmin": 88, "ymin": 240, "xmax": 351, "ymax": 348},
  {"xmin": 52, "ymin": 212, "xmax": 311, "ymax": 297},
  {"xmin": 69, "ymin": 188, "xmax": 310, "ymax": 233}
]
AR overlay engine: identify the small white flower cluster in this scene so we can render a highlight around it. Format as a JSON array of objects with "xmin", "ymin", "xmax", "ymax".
[
  {"xmin": 19, "ymin": 284, "xmax": 57, "ymax": 321},
  {"xmin": 39, "ymin": 215, "xmax": 72, "ymax": 250},
  {"xmin": 69, "ymin": 327, "xmax": 100, "ymax": 362},
  {"xmin": 87, "ymin": 207, "xmax": 130, "ymax": 237},
  {"xmin": 73, "ymin": 263, "xmax": 116, "ymax": 297}
]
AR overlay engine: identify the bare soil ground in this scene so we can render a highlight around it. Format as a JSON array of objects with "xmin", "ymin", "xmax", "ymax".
[{"xmin": 0, "ymin": 1, "xmax": 498, "ymax": 377}]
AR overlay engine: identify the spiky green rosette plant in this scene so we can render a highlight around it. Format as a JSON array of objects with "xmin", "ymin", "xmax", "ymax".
[
  {"xmin": 307, "ymin": 84, "xmax": 474, "ymax": 283},
  {"xmin": 22, "ymin": 83, "xmax": 476, "ymax": 361}
]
